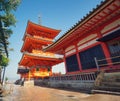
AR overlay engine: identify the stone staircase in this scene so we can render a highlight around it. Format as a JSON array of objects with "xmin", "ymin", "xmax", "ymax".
[{"xmin": 92, "ymin": 71, "xmax": 120, "ymax": 94}]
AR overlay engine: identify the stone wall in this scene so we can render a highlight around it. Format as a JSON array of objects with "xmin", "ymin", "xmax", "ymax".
[{"xmin": 48, "ymin": 80, "xmax": 94, "ymax": 92}]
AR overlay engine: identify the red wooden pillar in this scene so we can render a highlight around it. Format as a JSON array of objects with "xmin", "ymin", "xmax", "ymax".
[
  {"xmin": 49, "ymin": 66, "xmax": 52, "ymax": 76},
  {"xmin": 75, "ymin": 44, "xmax": 82, "ymax": 72},
  {"xmin": 97, "ymin": 31, "xmax": 112, "ymax": 66}
]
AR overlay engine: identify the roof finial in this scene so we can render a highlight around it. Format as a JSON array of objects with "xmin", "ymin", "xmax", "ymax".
[{"xmin": 38, "ymin": 14, "xmax": 41, "ymax": 25}]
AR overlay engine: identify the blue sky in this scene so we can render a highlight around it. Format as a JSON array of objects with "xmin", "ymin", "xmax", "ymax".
[{"xmin": 5, "ymin": 0, "xmax": 104, "ymax": 80}]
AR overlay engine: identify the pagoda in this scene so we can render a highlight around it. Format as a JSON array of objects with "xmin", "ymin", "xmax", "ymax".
[{"xmin": 18, "ymin": 21, "xmax": 63, "ymax": 80}]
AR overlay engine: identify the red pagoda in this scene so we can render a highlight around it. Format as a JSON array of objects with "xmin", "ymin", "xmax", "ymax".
[{"xmin": 18, "ymin": 21, "xmax": 63, "ymax": 80}]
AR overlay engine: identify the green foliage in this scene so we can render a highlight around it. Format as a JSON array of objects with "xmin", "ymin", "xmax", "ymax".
[
  {"xmin": 0, "ymin": 55, "xmax": 9, "ymax": 67},
  {"xmin": 5, "ymin": 76, "xmax": 8, "ymax": 81},
  {"xmin": 0, "ymin": 0, "xmax": 21, "ymax": 56},
  {"xmin": 0, "ymin": 0, "xmax": 20, "ymax": 84},
  {"xmin": 2, "ymin": 13, "xmax": 16, "ymax": 27},
  {"xmin": 0, "ymin": 0, "xmax": 21, "ymax": 27},
  {"xmin": 0, "ymin": 0, "xmax": 21, "ymax": 12}
]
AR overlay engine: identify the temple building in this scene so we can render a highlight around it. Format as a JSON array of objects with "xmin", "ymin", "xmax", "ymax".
[
  {"xmin": 18, "ymin": 21, "xmax": 63, "ymax": 80},
  {"xmin": 44, "ymin": 0, "xmax": 120, "ymax": 74},
  {"xmin": 17, "ymin": 0, "xmax": 120, "ymax": 91}
]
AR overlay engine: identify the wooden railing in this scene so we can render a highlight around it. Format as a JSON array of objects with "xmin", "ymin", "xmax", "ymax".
[
  {"xmin": 94, "ymin": 55, "xmax": 120, "ymax": 71},
  {"xmin": 50, "ymin": 72, "xmax": 98, "ymax": 81}
]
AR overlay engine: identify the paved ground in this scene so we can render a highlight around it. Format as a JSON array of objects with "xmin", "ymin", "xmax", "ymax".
[{"xmin": 1, "ymin": 84, "xmax": 120, "ymax": 101}]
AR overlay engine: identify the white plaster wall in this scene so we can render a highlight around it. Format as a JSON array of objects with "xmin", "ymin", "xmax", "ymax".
[{"xmin": 101, "ymin": 19, "xmax": 120, "ymax": 34}]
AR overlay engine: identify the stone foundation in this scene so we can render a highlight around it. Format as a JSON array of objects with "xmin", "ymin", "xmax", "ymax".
[
  {"xmin": 48, "ymin": 80, "xmax": 94, "ymax": 91},
  {"xmin": 24, "ymin": 80, "xmax": 34, "ymax": 87}
]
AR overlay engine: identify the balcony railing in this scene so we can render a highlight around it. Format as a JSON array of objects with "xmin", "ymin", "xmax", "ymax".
[{"xmin": 94, "ymin": 55, "xmax": 120, "ymax": 71}]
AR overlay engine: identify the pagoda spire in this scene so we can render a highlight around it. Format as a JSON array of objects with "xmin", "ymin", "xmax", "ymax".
[{"xmin": 38, "ymin": 14, "xmax": 41, "ymax": 25}]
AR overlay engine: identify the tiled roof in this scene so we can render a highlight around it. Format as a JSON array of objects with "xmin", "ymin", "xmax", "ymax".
[{"xmin": 44, "ymin": 0, "xmax": 107, "ymax": 51}]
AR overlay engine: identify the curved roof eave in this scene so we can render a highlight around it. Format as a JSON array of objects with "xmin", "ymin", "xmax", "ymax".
[
  {"xmin": 23, "ymin": 20, "xmax": 61, "ymax": 40},
  {"xmin": 43, "ymin": 0, "xmax": 115, "ymax": 52}
]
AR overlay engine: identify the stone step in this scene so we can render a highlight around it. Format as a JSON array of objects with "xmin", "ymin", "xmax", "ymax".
[
  {"xmin": 104, "ymin": 72, "xmax": 120, "ymax": 82},
  {"xmin": 101, "ymin": 81, "xmax": 120, "ymax": 87},
  {"xmin": 94, "ymin": 85, "xmax": 120, "ymax": 92},
  {"xmin": 92, "ymin": 89, "xmax": 120, "ymax": 95}
]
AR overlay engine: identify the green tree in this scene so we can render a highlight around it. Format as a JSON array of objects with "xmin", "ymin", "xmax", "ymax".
[
  {"xmin": 0, "ymin": 0, "xmax": 21, "ymax": 56},
  {"xmin": 0, "ymin": 0, "xmax": 21, "ymax": 85},
  {"xmin": 0, "ymin": 55, "xmax": 9, "ymax": 67},
  {"xmin": 5, "ymin": 76, "xmax": 8, "ymax": 84},
  {"xmin": 0, "ymin": 54, "xmax": 9, "ymax": 84}
]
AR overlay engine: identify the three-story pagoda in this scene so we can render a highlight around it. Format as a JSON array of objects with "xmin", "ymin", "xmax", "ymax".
[{"xmin": 18, "ymin": 21, "xmax": 63, "ymax": 80}]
